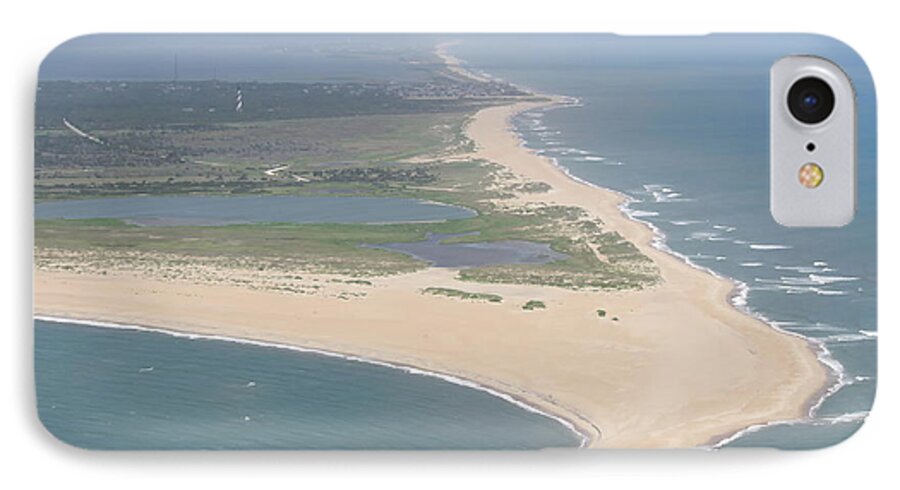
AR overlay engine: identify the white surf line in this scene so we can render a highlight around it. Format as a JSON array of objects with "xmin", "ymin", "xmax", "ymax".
[
  {"xmin": 471, "ymin": 55, "xmax": 848, "ymax": 450},
  {"xmin": 615, "ymin": 161, "xmax": 850, "ymax": 450},
  {"xmin": 36, "ymin": 315, "xmax": 592, "ymax": 448},
  {"xmin": 264, "ymin": 164, "xmax": 290, "ymax": 176},
  {"xmin": 709, "ymin": 410, "xmax": 870, "ymax": 449},
  {"xmin": 62, "ymin": 117, "xmax": 103, "ymax": 144}
]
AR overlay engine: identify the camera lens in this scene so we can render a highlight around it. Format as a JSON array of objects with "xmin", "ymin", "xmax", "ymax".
[{"xmin": 787, "ymin": 77, "xmax": 835, "ymax": 124}]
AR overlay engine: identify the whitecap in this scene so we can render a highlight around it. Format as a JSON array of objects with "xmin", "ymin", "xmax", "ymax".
[
  {"xmin": 771, "ymin": 321, "xmax": 800, "ymax": 326},
  {"xmin": 817, "ymin": 411, "xmax": 869, "ymax": 425},
  {"xmin": 774, "ymin": 265, "xmax": 821, "ymax": 273},
  {"xmin": 808, "ymin": 274, "xmax": 860, "ymax": 285},
  {"xmin": 783, "ymin": 323, "xmax": 844, "ymax": 333},
  {"xmin": 823, "ymin": 332, "xmax": 877, "ymax": 343},
  {"xmin": 686, "ymin": 231, "xmax": 720, "ymax": 241},
  {"xmin": 642, "ymin": 184, "xmax": 691, "ymax": 203},
  {"xmin": 749, "ymin": 244, "xmax": 793, "ymax": 250}
]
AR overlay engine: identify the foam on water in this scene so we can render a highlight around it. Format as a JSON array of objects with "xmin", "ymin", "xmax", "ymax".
[
  {"xmin": 508, "ymin": 91, "xmax": 863, "ymax": 451},
  {"xmin": 749, "ymin": 244, "xmax": 793, "ymax": 251}
]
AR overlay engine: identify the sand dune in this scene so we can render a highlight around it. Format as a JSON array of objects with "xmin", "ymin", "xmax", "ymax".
[{"xmin": 34, "ymin": 95, "xmax": 830, "ymax": 448}]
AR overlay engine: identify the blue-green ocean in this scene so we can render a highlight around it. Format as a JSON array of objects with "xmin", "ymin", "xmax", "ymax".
[
  {"xmin": 35, "ymin": 318, "xmax": 582, "ymax": 449},
  {"xmin": 452, "ymin": 34, "xmax": 877, "ymax": 449}
]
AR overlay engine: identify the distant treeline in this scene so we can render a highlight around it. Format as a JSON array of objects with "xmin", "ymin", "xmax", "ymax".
[
  {"xmin": 35, "ymin": 131, "xmax": 189, "ymax": 169},
  {"xmin": 35, "ymin": 79, "xmax": 523, "ymax": 130},
  {"xmin": 309, "ymin": 167, "xmax": 435, "ymax": 184},
  {"xmin": 35, "ymin": 165, "xmax": 440, "ymax": 200}
]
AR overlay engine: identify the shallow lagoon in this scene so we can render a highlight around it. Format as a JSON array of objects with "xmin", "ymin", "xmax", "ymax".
[
  {"xmin": 34, "ymin": 195, "xmax": 475, "ymax": 226},
  {"xmin": 365, "ymin": 232, "xmax": 568, "ymax": 268}
]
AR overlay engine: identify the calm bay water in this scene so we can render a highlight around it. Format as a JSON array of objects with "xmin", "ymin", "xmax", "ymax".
[
  {"xmin": 365, "ymin": 232, "xmax": 568, "ymax": 268},
  {"xmin": 35, "ymin": 195, "xmax": 475, "ymax": 226},
  {"xmin": 36, "ymin": 319, "xmax": 581, "ymax": 449},
  {"xmin": 453, "ymin": 34, "xmax": 877, "ymax": 449}
]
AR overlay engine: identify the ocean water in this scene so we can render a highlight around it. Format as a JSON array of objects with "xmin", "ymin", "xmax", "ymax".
[
  {"xmin": 35, "ymin": 319, "xmax": 581, "ymax": 450},
  {"xmin": 452, "ymin": 34, "xmax": 877, "ymax": 449},
  {"xmin": 35, "ymin": 195, "xmax": 475, "ymax": 226}
]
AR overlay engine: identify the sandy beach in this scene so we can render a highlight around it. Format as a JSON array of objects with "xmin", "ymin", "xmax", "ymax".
[
  {"xmin": 34, "ymin": 102, "xmax": 830, "ymax": 448},
  {"xmin": 33, "ymin": 49, "xmax": 832, "ymax": 449}
]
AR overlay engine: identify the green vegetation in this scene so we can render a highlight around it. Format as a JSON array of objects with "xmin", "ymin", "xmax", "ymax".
[
  {"xmin": 35, "ymin": 219, "xmax": 427, "ymax": 277},
  {"xmin": 35, "ymin": 80, "xmax": 524, "ymax": 129},
  {"xmin": 344, "ymin": 279, "xmax": 373, "ymax": 286},
  {"xmin": 35, "ymin": 156, "xmax": 658, "ymax": 289},
  {"xmin": 422, "ymin": 287, "xmax": 502, "ymax": 303},
  {"xmin": 35, "ymin": 112, "xmax": 473, "ymax": 200},
  {"xmin": 34, "ymin": 75, "xmax": 524, "ymax": 200},
  {"xmin": 34, "ymin": 74, "xmax": 659, "ymax": 292},
  {"xmin": 522, "ymin": 300, "xmax": 546, "ymax": 311},
  {"xmin": 596, "ymin": 309, "xmax": 607, "ymax": 318}
]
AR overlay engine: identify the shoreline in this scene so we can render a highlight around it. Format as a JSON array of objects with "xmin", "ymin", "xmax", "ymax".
[
  {"xmin": 35, "ymin": 314, "xmax": 593, "ymax": 447},
  {"xmin": 34, "ymin": 93, "xmax": 829, "ymax": 446},
  {"xmin": 515, "ymin": 98, "xmax": 845, "ymax": 441},
  {"xmin": 509, "ymin": 96, "xmax": 845, "ymax": 446},
  {"xmin": 33, "ymin": 45, "xmax": 832, "ymax": 449},
  {"xmin": 458, "ymin": 87, "xmax": 830, "ymax": 444},
  {"xmin": 435, "ymin": 41, "xmax": 837, "ymax": 445}
]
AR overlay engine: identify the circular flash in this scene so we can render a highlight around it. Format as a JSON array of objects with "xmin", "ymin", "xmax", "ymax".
[{"xmin": 799, "ymin": 162, "xmax": 824, "ymax": 189}]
